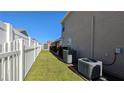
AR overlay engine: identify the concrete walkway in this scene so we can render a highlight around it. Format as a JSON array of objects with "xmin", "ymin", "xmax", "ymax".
[{"xmin": 24, "ymin": 50, "xmax": 84, "ymax": 81}]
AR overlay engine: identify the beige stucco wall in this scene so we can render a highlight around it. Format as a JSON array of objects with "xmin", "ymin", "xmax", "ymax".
[{"xmin": 62, "ymin": 11, "xmax": 124, "ymax": 79}]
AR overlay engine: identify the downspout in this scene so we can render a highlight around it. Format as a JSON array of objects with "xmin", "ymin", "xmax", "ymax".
[{"xmin": 91, "ymin": 16, "xmax": 95, "ymax": 58}]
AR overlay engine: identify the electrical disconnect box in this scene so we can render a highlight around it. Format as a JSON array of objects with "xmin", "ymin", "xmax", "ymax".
[{"xmin": 115, "ymin": 48, "xmax": 122, "ymax": 54}]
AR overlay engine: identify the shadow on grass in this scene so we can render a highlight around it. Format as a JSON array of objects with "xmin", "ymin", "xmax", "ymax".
[{"xmin": 50, "ymin": 51, "xmax": 87, "ymax": 81}]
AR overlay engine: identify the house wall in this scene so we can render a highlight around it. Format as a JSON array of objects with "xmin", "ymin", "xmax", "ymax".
[
  {"xmin": 62, "ymin": 11, "xmax": 124, "ymax": 79},
  {"xmin": 62, "ymin": 12, "xmax": 92, "ymax": 58},
  {"xmin": 13, "ymin": 29, "xmax": 29, "ymax": 47},
  {"xmin": 0, "ymin": 22, "xmax": 7, "ymax": 53}
]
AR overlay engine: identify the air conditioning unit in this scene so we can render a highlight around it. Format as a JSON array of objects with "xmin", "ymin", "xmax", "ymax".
[
  {"xmin": 78, "ymin": 58, "xmax": 102, "ymax": 80},
  {"xmin": 63, "ymin": 49, "xmax": 72, "ymax": 64}
]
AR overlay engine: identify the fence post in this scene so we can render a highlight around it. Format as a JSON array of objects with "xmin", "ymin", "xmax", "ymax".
[
  {"xmin": 37, "ymin": 42, "xmax": 39, "ymax": 56},
  {"xmin": 7, "ymin": 41, "xmax": 12, "ymax": 81},
  {"xmin": 13, "ymin": 40, "xmax": 16, "ymax": 81},
  {"xmin": 35, "ymin": 41, "xmax": 37, "ymax": 58},
  {"xmin": 19, "ymin": 39, "xmax": 24, "ymax": 81},
  {"xmin": 28, "ymin": 37, "xmax": 31, "ymax": 47},
  {"xmin": 34, "ymin": 40, "xmax": 36, "ymax": 62},
  {"xmin": 6, "ymin": 23, "xmax": 13, "ymax": 43},
  {"xmin": 16, "ymin": 40, "xmax": 19, "ymax": 81}
]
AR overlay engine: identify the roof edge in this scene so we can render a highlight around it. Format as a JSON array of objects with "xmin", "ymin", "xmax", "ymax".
[{"xmin": 61, "ymin": 11, "xmax": 72, "ymax": 24}]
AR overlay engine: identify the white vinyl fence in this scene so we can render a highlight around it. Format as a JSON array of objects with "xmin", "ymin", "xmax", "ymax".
[{"xmin": 0, "ymin": 38, "xmax": 41, "ymax": 81}]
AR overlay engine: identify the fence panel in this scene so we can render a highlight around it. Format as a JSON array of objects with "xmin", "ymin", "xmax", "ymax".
[
  {"xmin": 24, "ymin": 40, "xmax": 41, "ymax": 77},
  {"xmin": 0, "ymin": 39, "xmax": 20, "ymax": 81},
  {"xmin": 0, "ymin": 38, "xmax": 41, "ymax": 81},
  {"xmin": 24, "ymin": 47, "xmax": 35, "ymax": 77}
]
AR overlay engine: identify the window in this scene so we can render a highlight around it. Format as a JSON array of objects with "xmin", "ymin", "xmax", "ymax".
[{"xmin": 62, "ymin": 24, "xmax": 65, "ymax": 33}]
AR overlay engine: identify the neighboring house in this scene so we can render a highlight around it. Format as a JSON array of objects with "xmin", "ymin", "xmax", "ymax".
[
  {"xmin": 47, "ymin": 40, "xmax": 52, "ymax": 49},
  {"xmin": 61, "ymin": 11, "xmax": 124, "ymax": 79},
  {"xmin": 51, "ymin": 38, "xmax": 62, "ymax": 49},
  {"xmin": 0, "ymin": 21, "xmax": 7, "ymax": 52},
  {"xmin": 50, "ymin": 38, "xmax": 62, "ymax": 55},
  {"xmin": 0, "ymin": 21, "xmax": 40, "ymax": 52},
  {"xmin": 43, "ymin": 40, "xmax": 53, "ymax": 50},
  {"xmin": 16, "ymin": 28, "xmax": 29, "ymax": 37},
  {"xmin": 43, "ymin": 43, "xmax": 49, "ymax": 50}
]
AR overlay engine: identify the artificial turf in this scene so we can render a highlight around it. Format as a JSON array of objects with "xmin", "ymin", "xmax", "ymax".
[{"xmin": 24, "ymin": 50, "xmax": 83, "ymax": 81}]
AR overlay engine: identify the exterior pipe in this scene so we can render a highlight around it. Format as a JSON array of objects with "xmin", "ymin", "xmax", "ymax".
[{"xmin": 91, "ymin": 16, "xmax": 95, "ymax": 58}]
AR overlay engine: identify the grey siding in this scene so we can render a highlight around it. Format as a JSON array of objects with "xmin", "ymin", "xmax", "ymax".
[
  {"xmin": 94, "ymin": 12, "xmax": 124, "ymax": 79},
  {"xmin": 62, "ymin": 12, "xmax": 92, "ymax": 58},
  {"xmin": 62, "ymin": 11, "xmax": 124, "ymax": 79}
]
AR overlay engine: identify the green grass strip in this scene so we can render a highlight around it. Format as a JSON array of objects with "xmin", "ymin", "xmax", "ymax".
[{"xmin": 24, "ymin": 50, "xmax": 83, "ymax": 81}]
